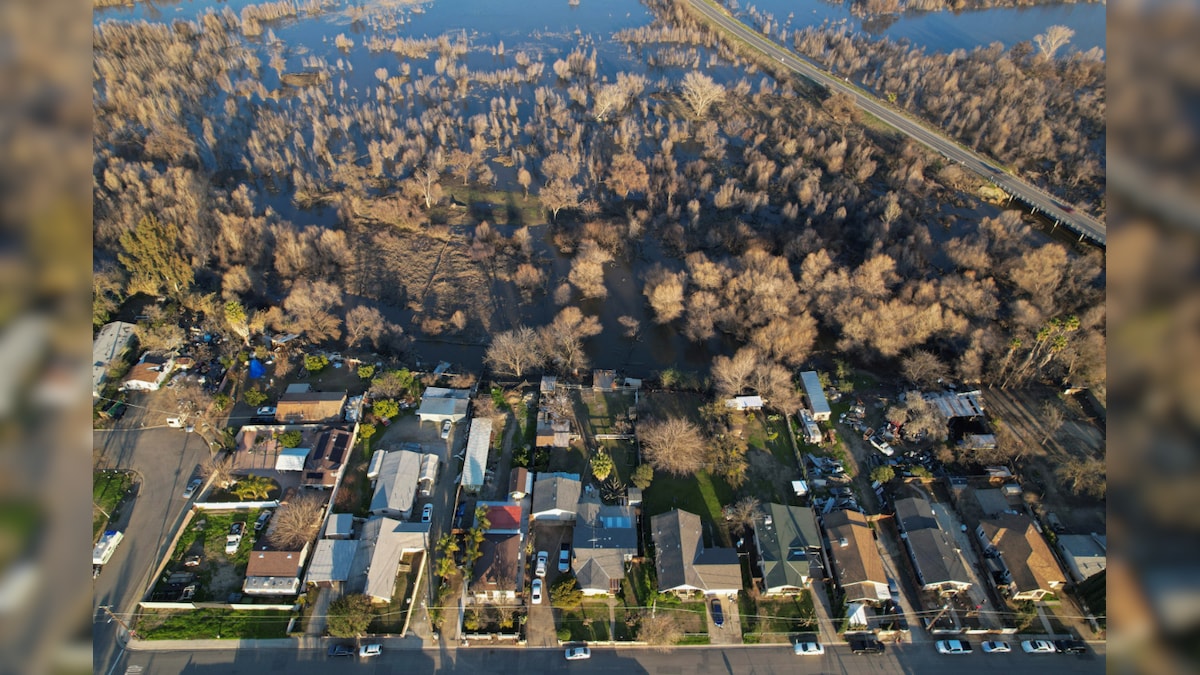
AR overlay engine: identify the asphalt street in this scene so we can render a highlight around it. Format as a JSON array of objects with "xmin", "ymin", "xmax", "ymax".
[
  {"xmin": 687, "ymin": 0, "xmax": 1106, "ymax": 246},
  {"xmin": 93, "ymin": 399, "xmax": 216, "ymax": 675},
  {"xmin": 115, "ymin": 643, "xmax": 1106, "ymax": 675}
]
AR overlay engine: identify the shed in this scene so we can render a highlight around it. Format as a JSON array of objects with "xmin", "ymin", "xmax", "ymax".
[
  {"xmin": 416, "ymin": 396, "xmax": 469, "ymax": 424},
  {"xmin": 325, "ymin": 513, "xmax": 355, "ymax": 539},
  {"xmin": 462, "ymin": 417, "xmax": 493, "ymax": 492},
  {"xmin": 508, "ymin": 467, "xmax": 531, "ymax": 501},
  {"xmin": 275, "ymin": 447, "xmax": 311, "ymax": 472},
  {"xmin": 800, "ymin": 371, "xmax": 831, "ymax": 421},
  {"xmin": 367, "ymin": 450, "xmax": 386, "ymax": 480},
  {"xmin": 725, "ymin": 396, "xmax": 764, "ymax": 411}
]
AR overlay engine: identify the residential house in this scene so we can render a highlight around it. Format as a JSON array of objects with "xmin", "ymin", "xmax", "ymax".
[
  {"xmin": 121, "ymin": 353, "xmax": 175, "ymax": 392},
  {"xmin": 977, "ymin": 513, "xmax": 1066, "ymax": 602},
  {"xmin": 572, "ymin": 494, "xmax": 638, "ymax": 595},
  {"xmin": 302, "ymin": 427, "xmax": 352, "ymax": 488},
  {"xmin": 305, "ymin": 538, "xmax": 357, "ymax": 588},
  {"xmin": 530, "ymin": 473, "xmax": 581, "ymax": 522},
  {"xmin": 243, "ymin": 544, "xmax": 310, "ymax": 596},
  {"xmin": 92, "ymin": 321, "xmax": 136, "ymax": 397},
  {"xmin": 540, "ymin": 375, "xmax": 557, "ymax": 393},
  {"xmin": 325, "ymin": 513, "xmax": 355, "ymax": 539},
  {"xmin": 370, "ymin": 450, "xmax": 425, "ymax": 520},
  {"xmin": 824, "ymin": 509, "xmax": 891, "ymax": 604},
  {"xmin": 799, "ymin": 371, "xmax": 831, "ymax": 421},
  {"xmin": 1057, "ymin": 533, "xmax": 1107, "ymax": 584},
  {"xmin": 479, "ymin": 503, "xmax": 523, "ymax": 535},
  {"xmin": 416, "ymin": 387, "xmax": 470, "ymax": 424},
  {"xmin": 470, "ymin": 533, "xmax": 522, "ymax": 602},
  {"xmin": 651, "ymin": 509, "xmax": 742, "ymax": 596},
  {"xmin": 275, "ymin": 390, "xmax": 347, "ymax": 423},
  {"xmin": 461, "ymin": 417, "xmax": 493, "ymax": 493},
  {"xmin": 753, "ymin": 503, "xmax": 820, "ymax": 595},
  {"xmin": 349, "ymin": 516, "xmax": 430, "ymax": 603},
  {"xmin": 893, "ymin": 496, "xmax": 972, "ymax": 595}
]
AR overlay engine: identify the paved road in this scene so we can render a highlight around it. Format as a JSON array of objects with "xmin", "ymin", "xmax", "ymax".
[
  {"xmin": 93, "ymin": 399, "xmax": 215, "ymax": 675},
  {"xmin": 687, "ymin": 0, "xmax": 1106, "ymax": 246},
  {"xmin": 113, "ymin": 643, "xmax": 1106, "ymax": 674}
]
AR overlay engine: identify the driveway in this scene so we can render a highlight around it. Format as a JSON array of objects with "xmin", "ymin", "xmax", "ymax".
[
  {"xmin": 526, "ymin": 521, "xmax": 574, "ymax": 646},
  {"xmin": 705, "ymin": 593, "xmax": 742, "ymax": 645}
]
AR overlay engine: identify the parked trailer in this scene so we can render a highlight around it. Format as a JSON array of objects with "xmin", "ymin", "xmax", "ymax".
[{"xmin": 92, "ymin": 530, "xmax": 124, "ymax": 578}]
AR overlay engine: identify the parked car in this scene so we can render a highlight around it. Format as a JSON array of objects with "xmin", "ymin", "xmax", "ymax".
[
  {"xmin": 166, "ymin": 416, "xmax": 184, "ymax": 428},
  {"xmin": 887, "ymin": 577, "xmax": 900, "ymax": 600},
  {"xmin": 1022, "ymin": 640, "xmax": 1057, "ymax": 653},
  {"xmin": 256, "ymin": 406, "xmax": 276, "ymax": 417},
  {"xmin": 359, "ymin": 644, "xmax": 382, "ymax": 658},
  {"xmin": 441, "ymin": 420, "xmax": 452, "ymax": 439},
  {"xmin": 531, "ymin": 578, "xmax": 543, "ymax": 604},
  {"xmin": 981, "ymin": 641, "xmax": 1011, "ymax": 653},
  {"xmin": 558, "ymin": 544, "xmax": 571, "ymax": 573},
  {"xmin": 564, "ymin": 646, "xmax": 591, "ymax": 661},
  {"xmin": 793, "ymin": 641, "xmax": 825, "ymax": 656},
  {"xmin": 183, "ymin": 555, "xmax": 201, "ymax": 568},
  {"xmin": 255, "ymin": 510, "xmax": 273, "ymax": 531},
  {"xmin": 327, "ymin": 644, "xmax": 355, "ymax": 657},
  {"xmin": 182, "ymin": 478, "xmax": 202, "ymax": 499},
  {"xmin": 849, "ymin": 637, "xmax": 885, "ymax": 655},
  {"xmin": 535, "ymin": 551, "xmax": 549, "ymax": 578},
  {"xmin": 710, "ymin": 599, "xmax": 724, "ymax": 627},
  {"xmin": 230, "ymin": 522, "xmax": 244, "ymax": 536},
  {"xmin": 869, "ymin": 435, "xmax": 894, "ymax": 456},
  {"xmin": 225, "ymin": 522, "xmax": 244, "ymax": 554},
  {"xmin": 422, "ymin": 503, "xmax": 433, "ymax": 523},
  {"xmin": 935, "ymin": 639, "xmax": 973, "ymax": 654},
  {"xmin": 1054, "ymin": 639, "xmax": 1088, "ymax": 654}
]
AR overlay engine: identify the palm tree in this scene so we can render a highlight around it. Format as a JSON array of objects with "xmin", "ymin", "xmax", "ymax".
[{"xmin": 230, "ymin": 475, "xmax": 275, "ymax": 501}]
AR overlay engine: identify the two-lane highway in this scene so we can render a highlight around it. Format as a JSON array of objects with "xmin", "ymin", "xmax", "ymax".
[{"xmin": 687, "ymin": 0, "xmax": 1105, "ymax": 246}]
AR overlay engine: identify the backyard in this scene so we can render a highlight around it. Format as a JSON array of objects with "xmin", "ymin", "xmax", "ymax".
[{"xmin": 160, "ymin": 508, "xmax": 271, "ymax": 602}]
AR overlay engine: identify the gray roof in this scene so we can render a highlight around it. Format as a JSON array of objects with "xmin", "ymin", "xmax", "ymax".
[
  {"xmin": 572, "ymin": 495, "xmax": 638, "ymax": 591},
  {"xmin": 325, "ymin": 513, "xmax": 355, "ymax": 538},
  {"xmin": 422, "ymin": 387, "xmax": 471, "ymax": 400},
  {"xmin": 754, "ymin": 503, "xmax": 820, "ymax": 591},
  {"xmin": 92, "ymin": 321, "xmax": 136, "ymax": 395},
  {"xmin": 370, "ymin": 450, "xmax": 422, "ymax": 516},
  {"xmin": 894, "ymin": 497, "xmax": 970, "ymax": 588},
  {"xmin": 351, "ymin": 517, "xmax": 430, "ymax": 602},
  {"xmin": 651, "ymin": 509, "xmax": 741, "ymax": 593},
  {"xmin": 800, "ymin": 371, "xmax": 830, "ymax": 416},
  {"xmin": 306, "ymin": 539, "xmax": 358, "ymax": 583},
  {"xmin": 463, "ymin": 418, "xmax": 492, "ymax": 490},
  {"xmin": 922, "ymin": 390, "xmax": 985, "ymax": 419},
  {"xmin": 531, "ymin": 475, "xmax": 581, "ymax": 517},
  {"xmin": 416, "ymin": 397, "xmax": 469, "ymax": 421}
]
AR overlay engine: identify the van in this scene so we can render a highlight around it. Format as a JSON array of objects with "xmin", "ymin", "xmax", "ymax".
[
  {"xmin": 887, "ymin": 577, "xmax": 900, "ymax": 600},
  {"xmin": 166, "ymin": 416, "xmax": 184, "ymax": 428}
]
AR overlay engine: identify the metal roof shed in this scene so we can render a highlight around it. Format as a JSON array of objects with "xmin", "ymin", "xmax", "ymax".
[
  {"xmin": 275, "ymin": 447, "xmax": 310, "ymax": 472},
  {"xmin": 800, "ymin": 371, "xmax": 831, "ymax": 421},
  {"xmin": 462, "ymin": 417, "xmax": 493, "ymax": 492}
]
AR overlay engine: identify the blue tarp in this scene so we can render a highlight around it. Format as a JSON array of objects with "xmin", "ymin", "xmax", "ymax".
[{"xmin": 247, "ymin": 358, "xmax": 266, "ymax": 379}]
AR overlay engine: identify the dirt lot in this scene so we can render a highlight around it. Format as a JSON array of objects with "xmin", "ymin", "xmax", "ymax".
[{"xmin": 984, "ymin": 386, "xmax": 1105, "ymax": 533}]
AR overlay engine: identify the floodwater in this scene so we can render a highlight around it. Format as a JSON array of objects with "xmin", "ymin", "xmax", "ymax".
[{"xmin": 93, "ymin": 0, "xmax": 1100, "ymax": 372}]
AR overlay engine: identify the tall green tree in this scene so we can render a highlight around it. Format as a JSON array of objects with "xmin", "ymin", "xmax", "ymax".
[
  {"xmin": 327, "ymin": 594, "xmax": 374, "ymax": 637},
  {"xmin": 118, "ymin": 215, "xmax": 194, "ymax": 300}
]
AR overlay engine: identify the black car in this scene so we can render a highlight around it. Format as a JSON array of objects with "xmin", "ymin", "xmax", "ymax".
[
  {"xmin": 711, "ymin": 599, "xmax": 724, "ymax": 628},
  {"xmin": 1054, "ymin": 639, "xmax": 1087, "ymax": 654},
  {"xmin": 328, "ymin": 644, "xmax": 355, "ymax": 657},
  {"xmin": 849, "ymin": 637, "xmax": 885, "ymax": 655}
]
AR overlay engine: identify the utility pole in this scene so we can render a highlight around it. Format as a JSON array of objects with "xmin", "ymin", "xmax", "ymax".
[{"xmin": 97, "ymin": 605, "xmax": 137, "ymax": 640}]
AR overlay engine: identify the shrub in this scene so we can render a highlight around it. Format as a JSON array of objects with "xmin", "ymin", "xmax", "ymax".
[
  {"xmin": 244, "ymin": 389, "xmax": 268, "ymax": 407},
  {"xmin": 305, "ymin": 354, "xmax": 330, "ymax": 372},
  {"xmin": 870, "ymin": 465, "xmax": 895, "ymax": 483},
  {"xmin": 550, "ymin": 575, "xmax": 583, "ymax": 607},
  {"xmin": 357, "ymin": 364, "xmax": 376, "ymax": 380},
  {"xmin": 276, "ymin": 430, "xmax": 303, "ymax": 448},
  {"xmin": 213, "ymin": 393, "xmax": 232, "ymax": 411},
  {"xmin": 556, "ymin": 627, "xmax": 571, "ymax": 642},
  {"xmin": 358, "ymin": 423, "xmax": 377, "ymax": 442},
  {"xmin": 373, "ymin": 399, "xmax": 400, "ymax": 420}
]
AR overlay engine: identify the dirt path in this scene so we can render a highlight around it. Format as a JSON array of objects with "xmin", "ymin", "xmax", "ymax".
[{"xmin": 486, "ymin": 412, "xmax": 519, "ymax": 501}]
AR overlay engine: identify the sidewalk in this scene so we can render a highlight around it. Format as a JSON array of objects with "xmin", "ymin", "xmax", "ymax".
[{"xmin": 127, "ymin": 634, "xmax": 428, "ymax": 652}]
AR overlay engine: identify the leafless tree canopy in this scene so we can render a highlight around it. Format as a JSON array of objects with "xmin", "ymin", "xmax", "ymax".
[
  {"xmin": 267, "ymin": 492, "xmax": 326, "ymax": 550},
  {"xmin": 679, "ymin": 71, "xmax": 725, "ymax": 118},
  {"xmin": 637, "ymin": 416, "xmax": 707, "ymax": 477},
  {"xmin": 485, "ymin": 326, "xmax": 543, "ymax": 378},
  {"xmin": 637, "ymin": 610, "xmax": 682, "ymax": 649}
]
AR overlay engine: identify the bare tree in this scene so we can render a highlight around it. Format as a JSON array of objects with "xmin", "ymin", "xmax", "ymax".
[
  {"xmin": 901, "ymin": 350, "xmax": 949, "ymax": 388},
  {"xmin": 725, "ymin": 496, "xmax": 761, "ymax": 529},
  {"xmin": 568, "ymin": 239, "xmax": 611, "ymax": 299},
  {"xmin": 283, "ymin": 279, "xmax": 344, "ymax": 343},
  {"xmin": 638, "ymin": 611, "xmax": 682, "ymax": 649},
  {"xmin": 267, "ymin": 492, "xmax": 326, "ymax": 550},
  {"xmin": 680, "ymin": 71, "xmax": 725, "ymax": 118},
  {"xmin": 539, "ymin": 179, "xmax": 580, "ymax": 222},
  {"xmin": 1034, "ymin": 25, "xmax": 1075, "ymax": 59},
  {"xmin": 539, "ymin": 307, "xmax": 601, "ymax": 375},
  {"xmin": 606, "ymin": 153, "xmax": 649, "ymax": 199},
  {"xmin": 1056, "ymin": 457, "xmax": 1105, "ymax": 499},
  {"xmin": 644, "ymin": 266, "xmax": 686, "ymax": 324},
  {"xmin": 638, "ymin": 417, "xmax": 707, "ymax": 477},
  {"xmin": 711, "ymin": 347, "xmax": 759, "ymax": 398},
  {"xmin": 345, "ymin": 305, "xmax": 387, "ymax": 349},
  {"xmin": 484, "ymin": 326, "xmax": 543, "ymax": 378},
  {"xmin": 201, "ymin": 454, "xmax": 234, "ymax": 488},
  {"xmin": 618, "ymin": 315, "xmax": 640, "ymax": 339}
]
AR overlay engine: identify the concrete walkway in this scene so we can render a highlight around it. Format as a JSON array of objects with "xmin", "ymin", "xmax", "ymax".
[
  {"xmin": 127, "ymin": 634, "xmax": 427, "ymax": 651},
  {"xmin": 806, "ymin": 578, "xmax": 841, "ymax": 645},
  {"xmin": 304, "ymin": 586, "xmax": 332, "ymax": 637}
]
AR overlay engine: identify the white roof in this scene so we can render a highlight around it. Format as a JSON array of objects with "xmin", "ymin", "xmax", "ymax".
[
  {"xmin": 416, "ymin": 397, "xmax": 469, "ymax": 422},
  {"xmin": 275, "ymin": 447, "xmax": 310, "ymax": 472},
  {"xmin": 419, "ymin": 454, "xmax": 439, "ymax": 483},
  {"xmin": 422, "ymin": 386, "xmax": 471, "ymax": 399},
  {"xmin": 92, "ymin": 321, "xmax": 136, "ymax": 396},
  {"xmin": 463, "ymin": 417, "xmax": 493, "ymax": 490},
  {"xmin": 367, "ymin": 450, "xmax": 386, "ymax": 480},
  {"xmin": 370, "ymin": 450, "xmax": 422, "ymax": 516},
  {"xmin": 725, "ymin": 395, "xmax": 764, "ymax": 409}
]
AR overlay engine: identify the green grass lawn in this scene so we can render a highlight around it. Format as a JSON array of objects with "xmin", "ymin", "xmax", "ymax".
[
  {"xmin": 136, "ymin": 608, "xmax": 292, "ymax": 640},
  {"xmin": 559, "ymin": 601, "xmax": 613, "ymax": 642},
  {"xmin": 93, "ymin": 470, "xmax": 134, "ymax": 539},
  {"xmin": 642, "ymin": 470, "xmax": 735, "ymax": 547}
]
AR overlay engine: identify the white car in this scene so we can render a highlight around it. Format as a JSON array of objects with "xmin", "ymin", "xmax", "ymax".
[
  {"xmin": 256, "ymin": 406, "xmax": 276, "ymax": 417},
  {"xmin": 935, "ymin": 639, "xmax": 972, "ymax": 654},
  {"xmin": 535, "ymin": 551, "xmax": 549, "ymax": 578},
  {"xmin": 421, "ymin": 503, "xmax": 433, "ymax": 523},
  {"xmin": 441, "ymin": 420, "xmax": 452, "ymax": 439},
  {"xmin": 565, "ymin": 646, "xmax": 591, "ymax": 660},
  {"xmin": 1021, "ymin": 640, "xmax": 1056, "ymax": 654},
  {"xmin": 981, "ymin": 641, "xmax": 1011, "ymax": 653},
  {"xmin": 531, "ymin": 578, "xmax": 543, "ymax": 604},
  {"xmin": 793, "ymin": 641, "xmax": 825, "ymax": 656},
  {"xmin": 359, "ymin": 643, "xmax": 382, "ymax": 657}
]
